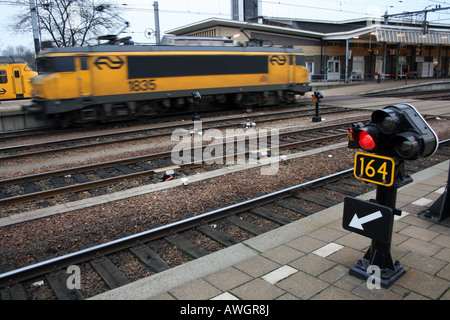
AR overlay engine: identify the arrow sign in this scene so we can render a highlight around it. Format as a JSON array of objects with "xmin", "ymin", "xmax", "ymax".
[
  {"xmin": 349, "ymin": 211, "xmax": 382, "ymax": 230},
  {"xmin": 343, "ymin": 196, "xmax": 395, "ymax": 243},
  {"xmin": 0, "ymin": 88, "xmax": 6, "ymax": 95}
]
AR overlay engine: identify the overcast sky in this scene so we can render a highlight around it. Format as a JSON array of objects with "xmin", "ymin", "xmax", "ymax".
[{"xmin": 1, "ymin": 0, "xmax": 450, "ymax": 50}]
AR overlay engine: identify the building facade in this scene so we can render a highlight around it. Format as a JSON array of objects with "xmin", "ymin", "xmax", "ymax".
[{"xmin": 166, "ymin": 16, "xmax": 450, "ymax": 82}]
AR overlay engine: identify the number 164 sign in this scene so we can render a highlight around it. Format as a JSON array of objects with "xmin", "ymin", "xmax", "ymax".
[{"xmin": 354, "ymin": 152, "xmax": 395, "ymax": 187}]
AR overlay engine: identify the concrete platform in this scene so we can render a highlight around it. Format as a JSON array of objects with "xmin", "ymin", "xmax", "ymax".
[
  {"xmin": 312, "ymin": 79, "xmax": 450, "ymax": 119},
  {"xmin": 0, "ymin": 99, "xmax": 52, "ymax": 131},
  {"xmin": 91, "ymin": 160, "xmax": 450, "ymax": 301}
]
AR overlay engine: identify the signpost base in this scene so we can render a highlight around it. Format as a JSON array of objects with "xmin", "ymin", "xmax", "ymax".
[
  {"xmin": 312, "ymin": 115, "xmax": 322, "ymax": 122},
  {"xmin": 349, "ymin": 258, "xmax": 405, "ymax": 288},
  {"xmin": 419, "ymin": 161, "xmax": 449, "ymax": 224}
]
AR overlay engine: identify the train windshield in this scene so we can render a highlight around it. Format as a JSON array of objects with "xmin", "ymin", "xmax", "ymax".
[{"xmin": 37, "ymin": 56, "xmax": 75, "ymax": 73}]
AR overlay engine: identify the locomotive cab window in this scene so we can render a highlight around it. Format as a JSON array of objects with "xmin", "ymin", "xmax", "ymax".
[
  {"xmin": 14, "ymin": 70, "xmax": 20, "ymax": 78},
  {"xmin": 0, "ymin": 70, "xmax": 7, "ymax": 83},
  {"xmin": 0, "ymin": 70, "xmax": 8, "ymax": 83},
  {"xmin": 37, "ymin": 57, "xmax": 75, "ymax": 73}
]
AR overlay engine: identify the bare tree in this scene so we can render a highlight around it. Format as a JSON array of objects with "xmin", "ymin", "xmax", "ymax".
[
  {"xmin": 10, "ymin": 0, "xmax": 127, "ymax": 47},
  {"xmin": 1, "ymin": 45, "xmax": 37, "ymax": 69}
]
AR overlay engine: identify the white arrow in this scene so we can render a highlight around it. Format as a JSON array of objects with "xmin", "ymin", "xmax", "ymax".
[{"xmin": 349, "ymin": 211, "xmax": 383, "ymax": 230}]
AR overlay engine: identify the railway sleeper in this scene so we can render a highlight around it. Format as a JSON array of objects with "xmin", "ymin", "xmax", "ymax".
[
  {"xmin": 0, "ymin": 283, "xmax": 28, "ymax": 300},
  {"xmin": 341, "ymin": 179, "xmax": 374, "ymax": 190},
  {"xmin": 49, "ymin": 176, "xmax": 69, "ymax": 188},
  {"xmin": 95, "ymin": 168, "xmax": 114, "ymax": 179},
  {"xmin": 45, "ymin": 270, "xmax": 84, "ymax": 300},
  {"xmin": 249, "ymin": 207, "xmax": 293, "ymax": 225},
  {"xmin": 72, "ymin": 172, "xmax": 90, "ymax": 184},
  {"xmin": 35, "ymin": 254, "xmax": 84, "ymax": 300},
  {"xmin": 197, "ymin": 225, "xmax": 240, "ymax": 247},
  {"xmin": 115, "ymin": 165, "xmax": 135, "ymax": 175},
  {"xmin": 0, "ymin": 264, "xmax": 28, "ymax": 300},
  {"xmin": 274, "ymin": 199, "xmax": 315, "ymax": 216},
  {"xmin": 324, "ymin": 184, "xmax": 361, "ymax": 197},
  {"xmin": 129, "ymin": 245, "xmax": 170, "ymax": 273},
  {"xmin": 165, "ymin": 233, "xmax": 209, "ymax": 259},
  {"xmin": 295, "ymin": 192, "xmax": 341, "ymax": 208},
  {"xmin": 90, "ymin": 256, "xmax": 131, "ymax": 289},
  {"xmin": 21, "ymin": 181, "xmax": 39, "ymax": 194},
  {"xmin": 228, "ymin": 215, "xmax": 267, "ymax": 235},
  {"xmin": 0, "ymin": 188, "xmax": 8, "ymax": 200}
]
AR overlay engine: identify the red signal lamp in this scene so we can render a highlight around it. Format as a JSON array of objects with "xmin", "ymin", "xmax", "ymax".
[{"xmin": 358, "ymin": 130, "xmax": 376, "ymax": 151}]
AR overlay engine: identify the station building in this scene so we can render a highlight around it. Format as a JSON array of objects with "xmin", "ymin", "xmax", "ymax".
[{"xmin": 166, "ymin": 16, "xmax": 450, "ymax": 82}]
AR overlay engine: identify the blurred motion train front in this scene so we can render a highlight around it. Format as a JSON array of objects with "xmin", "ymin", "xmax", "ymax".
[{"xmin": 25, "ymin": 37, "xmax": 311, "ymax": 127}]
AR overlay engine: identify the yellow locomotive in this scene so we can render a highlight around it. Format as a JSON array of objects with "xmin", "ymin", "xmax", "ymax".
[
  {"xmin": 25, "ymin": 38, "xmax": 310, "ymax": 126},
  {"xmin": 0, "ymin": 57, "xmax": 37, "ymax": 100}
]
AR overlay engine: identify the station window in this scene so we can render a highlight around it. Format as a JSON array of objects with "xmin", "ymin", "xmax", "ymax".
[{"xmin": 0, "ymin": 70, "xmax": 7, "ymax": 83}]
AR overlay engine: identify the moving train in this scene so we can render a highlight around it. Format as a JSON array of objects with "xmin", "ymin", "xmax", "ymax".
[
  {"xmin": 24, "ymin": 37, "xmax": 311, "ymax": 127},
  {"xmin": 0, "ymin": 56, "xmax": 37, "ymax": 100}
]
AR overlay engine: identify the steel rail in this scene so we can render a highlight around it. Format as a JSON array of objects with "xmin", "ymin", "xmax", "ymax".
[
  {"xmin": 0, "ymin": 107, "xmax": 352, "ymax": 160},
  {"xmin": 0, "ymin": 117, "xmax": 367, "ymax": 186},
  {"xmin": 1, "ymin": 139, "xmax": 448, "ymax": 289},
  {"xmin": 0, "ymin": 168, "xmax": 354, "ymax": 288},
  {"xmin": 0, "ymin": 121, "xmax": 360, "ymax": 206}
]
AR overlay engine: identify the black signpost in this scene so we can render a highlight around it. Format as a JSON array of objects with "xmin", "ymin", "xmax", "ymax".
[
  {"xmin": 419, "ymin": 161, "xmax": 450, "ymax": 223},
  {"xmin": 344, "ymin": 104, "xmax": 439, "ymax": 288},
  {"xmin": 311, "ymin": 91, "xmax": 323, "ymax": 122},
  {"xmin": 342, "ymin": 172, "xmax": 406, "ymax": 287}
]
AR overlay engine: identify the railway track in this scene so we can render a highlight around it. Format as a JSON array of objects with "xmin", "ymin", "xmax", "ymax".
[
  {"xmin": 0, "ymin": 139, "xmax": 448, "ymax": 300},
  {"xmin": 0, "ymin": 141, "xmax": 450, "ymax": 299},
  {"xmin": 0, "ymin": 118, "xmax": 368, "ymax": 211},
  {"xmin": 0, "ymin": 168, "xmax": 365, "ymax": 299},
  {"xmin": 0, "ymin": 106, "xmax": 353, "ymax": 160}
]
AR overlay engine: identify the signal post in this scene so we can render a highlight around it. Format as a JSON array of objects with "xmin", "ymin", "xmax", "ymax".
[
  {"xmin": 311, "ymin": 91, "xmax": 323, "ymax": 122},
  {"xmin": 344, "ymin": 103, "xmax": 439, "ymax": 287}
]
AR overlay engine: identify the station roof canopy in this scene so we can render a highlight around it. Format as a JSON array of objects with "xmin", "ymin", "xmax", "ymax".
[
  {"xmin": 374, "ymin": 28, "xmax": 450, "ymax": 45},
  {"xmin": 167, "ymin": 17, "xmax": 450, "ymax": 46}
]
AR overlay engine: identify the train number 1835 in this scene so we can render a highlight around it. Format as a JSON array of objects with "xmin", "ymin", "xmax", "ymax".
[{"xmin": 128, "ymin": 79, "xmax": 157, "ymax": 91}]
